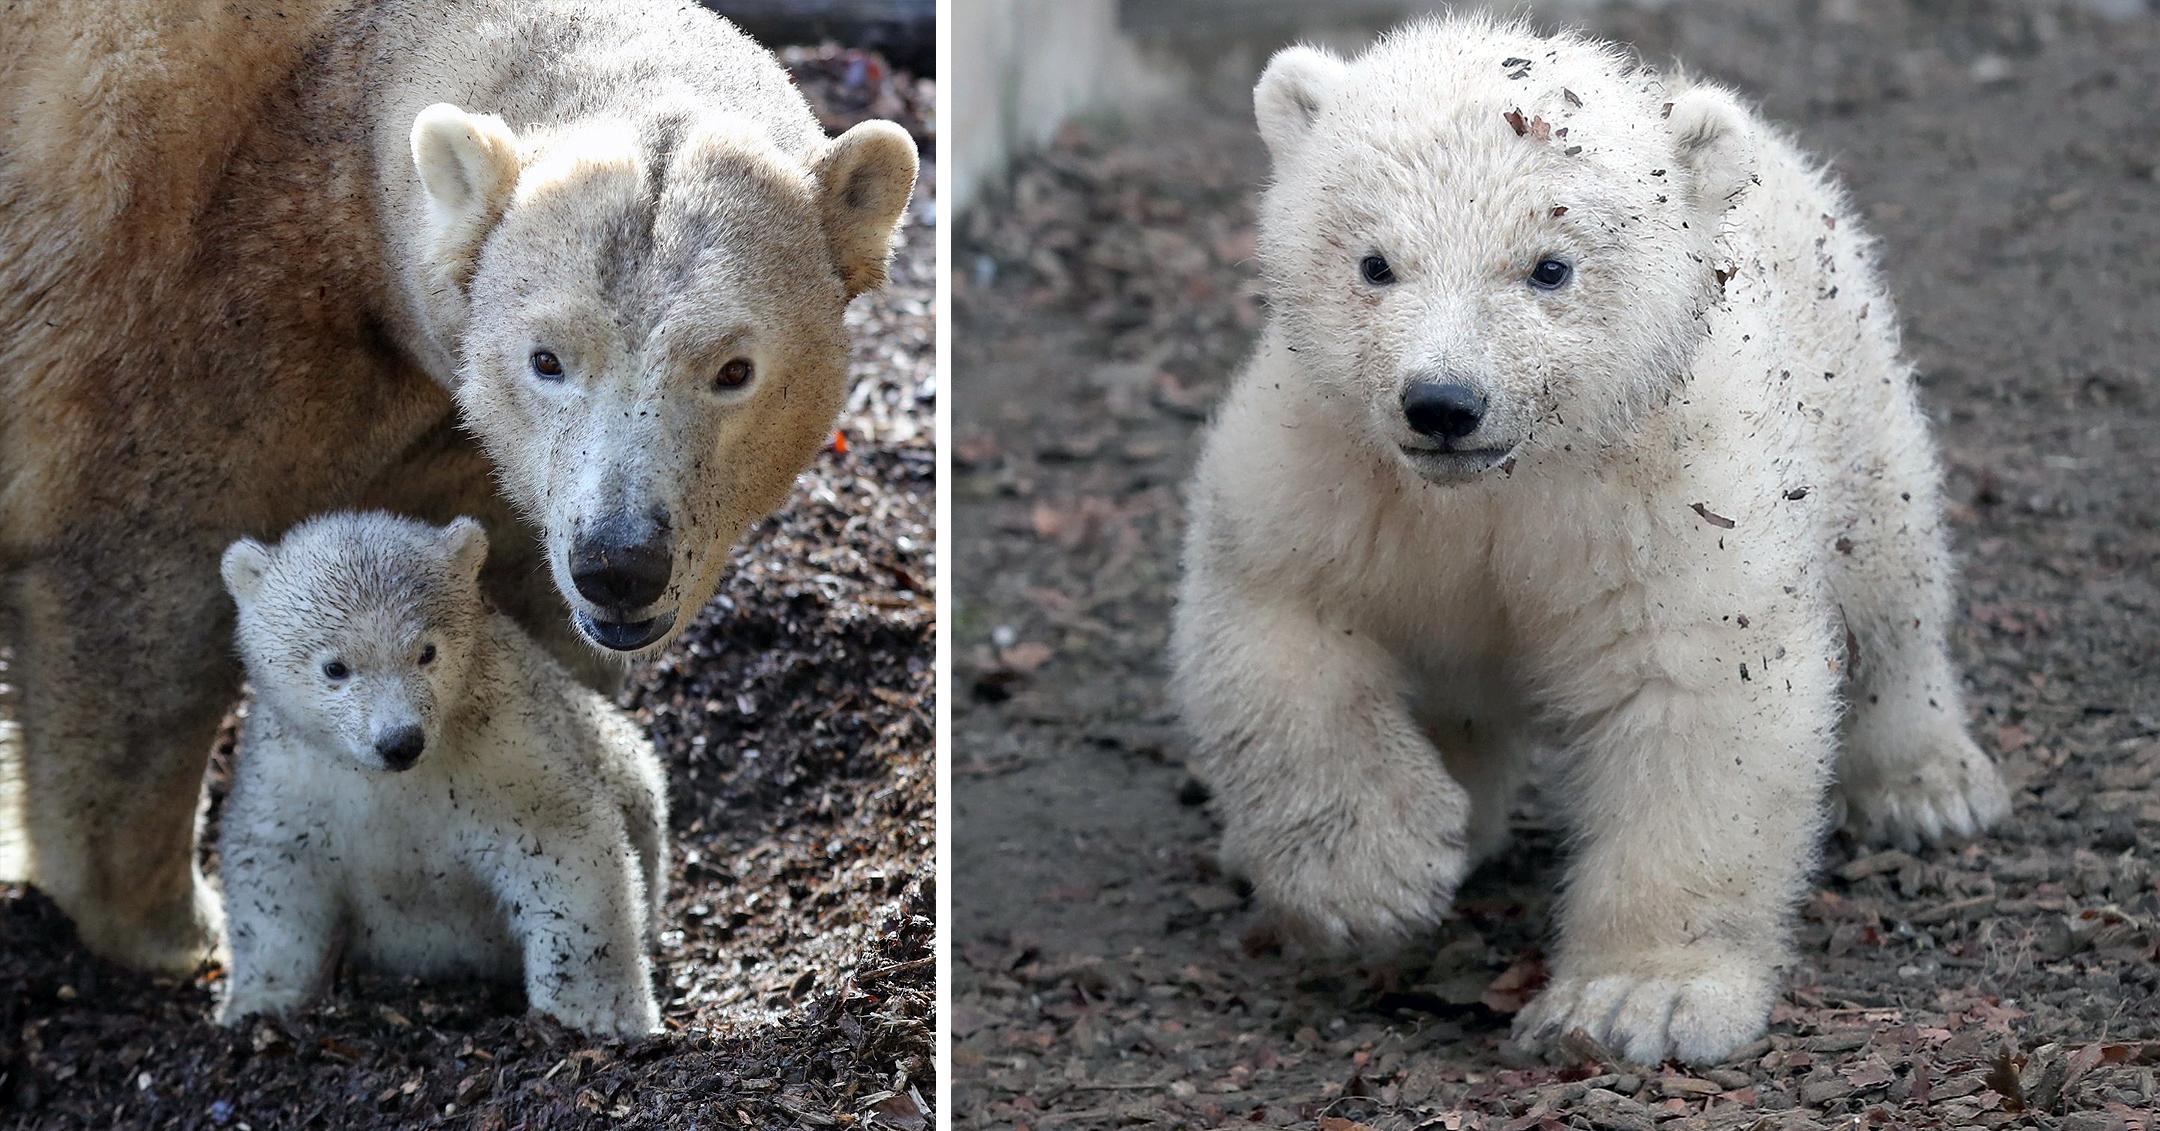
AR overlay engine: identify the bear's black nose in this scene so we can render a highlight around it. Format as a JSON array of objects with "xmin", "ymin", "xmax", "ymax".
[
  {"xmin": 375, "ymin": 725, "xmax": 425, "ymax": 771},
  {"xmin": 1403, "ymin": 382, "xmax": 1487, "ymax": 441},
  {"xmin": 570, "ymin": 510, "xmax": 674, "ymax": 613}
]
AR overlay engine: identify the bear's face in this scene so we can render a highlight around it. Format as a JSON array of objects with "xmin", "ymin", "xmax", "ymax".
[
  {"xmin": 411, "ymin": 108, "xmax": 916, "ymax": 654},
  {"xmin": 1251, "ymin": 21, "xmax": 1754, "ymax": 483},
  {"xmin": 223, "ymin": 516, "xmax": 489, "ymax": 774}
]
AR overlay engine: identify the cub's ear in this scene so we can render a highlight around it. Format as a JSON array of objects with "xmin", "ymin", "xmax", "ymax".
[
  {"xmin": 410, "ymin": 104, "xmax": 521, "ymax": 280},
  {"xmin": 1667, "ymin": 83, "xmax": 1756, "ymax": 213},
  {"xmin": 1254, "ymin": 45, "xmax": 1347, "ymax": 164},
  {"xmin": 812, "ymin": 120, "xmax": 918, "ymax": 300},
  {"xmin": 442, "ymin": 517, "xmax": 490, "ymax": 582},
  {"xmin": 220, "ymin": 539, "xmax": 273, "ymax": 603}
]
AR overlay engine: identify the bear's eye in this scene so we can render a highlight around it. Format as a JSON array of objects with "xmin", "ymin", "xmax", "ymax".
[
  {"xmin": 1359, "ymin": 254, "xmax": 1396, "ymax": 286},
  {"xmin": 530, "ymin": 351, "xmax": 565, "ymax": 380},
  {"xmin": 1529, "ymin": 258, "xmax": 1573, "ymax": 290},
  {"xmin": 322, "ymin": 659, "xmax": 350, "ymax": 681},
  {"xmin": 714, "ymin": 358, "xmax": 755, "ymax": 391},
  {"xmin": 417, "ymin": 643, "xmax": 436, "ymax": 666}
]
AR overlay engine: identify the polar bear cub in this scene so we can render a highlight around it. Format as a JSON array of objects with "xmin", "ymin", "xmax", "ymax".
[
  {"xmin": 215, "ymin": 512, "xmax": 669, "ymax": 1038},
  {"xmin": 1171, "ymin": 16, "xmax": 2010, "ymax": 1064}
]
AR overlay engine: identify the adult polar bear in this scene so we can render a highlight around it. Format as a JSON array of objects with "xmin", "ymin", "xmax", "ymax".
[
  {"xmin": 0, "ymin": 0, "xmax": 915, "ymax": 972},
  {"xmin": 1172, "ymin": 17, "xmax": 2008, "ymax": 1064}
]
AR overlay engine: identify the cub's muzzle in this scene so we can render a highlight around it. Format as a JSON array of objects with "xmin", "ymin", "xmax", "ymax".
[
  {"xmin": 1402, "ymin": 380, "xmax": 1487, "ymax": 442},
  {"xmin": 374, "ymin": 725, "xmax": 426, "ymax": 772}
]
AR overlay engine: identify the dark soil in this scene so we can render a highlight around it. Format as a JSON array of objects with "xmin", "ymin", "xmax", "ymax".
[
  {"xmin": 952, "ymin": 2, "xmax": 2160, "ymax": 1128},
  {"xmin": 0, "ymin": 49, "xmax": 937, "ymax": 1131}
]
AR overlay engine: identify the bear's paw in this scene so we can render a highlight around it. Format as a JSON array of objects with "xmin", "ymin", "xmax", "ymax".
[{"xmin": 1512, "ymin": 956, "xmax": 1775, "ymax": 1066}]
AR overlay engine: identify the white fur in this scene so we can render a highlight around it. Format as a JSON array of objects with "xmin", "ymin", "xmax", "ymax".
[
  {"xmin": 409, "ymin": 103, "xmax": 523, "ymax": 303},
  {"xmin": 216, "ymin": 513, "xmax": 669, "ymax": 1038},
  {"xmin": 433, "ymin": 107, "xmax": 916, "ymax": 659},
  {"xmin": 1172, "ymin": 15, "xmax": 2009, "ymax": 1065}
]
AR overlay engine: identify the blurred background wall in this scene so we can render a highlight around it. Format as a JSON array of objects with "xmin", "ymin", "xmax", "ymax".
[{"xmin": 949, "ymin": 0, "xmax": 2154, "ymax": 219}]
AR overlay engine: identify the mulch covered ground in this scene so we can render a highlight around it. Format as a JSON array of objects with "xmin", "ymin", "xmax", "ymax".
[
  {"xmin": 951, "ymin": 2, "xmax": 2159, "ymax": 1128},
  {"xmin": 0, "ymin": 46, "xmax": 937, "ymax": 1131}
]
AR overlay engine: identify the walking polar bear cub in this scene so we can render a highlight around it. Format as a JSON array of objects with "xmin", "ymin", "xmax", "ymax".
[
  {"xmin": 218, "ymin": 513, "xmax": 668, "ymax": 1037},
  {"xmin": 1171, "ymin": 16, "xmax": 2010, "ymax": 1064}
]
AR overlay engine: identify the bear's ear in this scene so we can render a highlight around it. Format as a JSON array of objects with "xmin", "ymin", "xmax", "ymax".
[
  {"xmin": 221, "ymin": 539, "xmax": 273, "ymax": 604},
  {"xmin": 441, "ymin": 517, "xmax": 490, "ymax": 583},
  {"xmin": 411, "ymin": 104, "xmax": 522, "ymax": 268},
  {"xmin": 1667, "ymin": 83, "xmax": 1756, "ymax": 214},
  {"xmin": 812, "ymin": 120, "xmax": 918, "ymax": 300},
  {"xmin": 1254, "ymin": 45, "xmax": 1347, "ymax": 164}
]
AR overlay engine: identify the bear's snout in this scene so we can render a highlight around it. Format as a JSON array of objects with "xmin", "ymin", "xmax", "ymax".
[
  {"xmin": 374, "ymin": 725, "xmax": 426, "ymax": 772},
  {"xmin": 1402, "ymin": 381, "xmax": 1487, "ymax": 443},
  {"xmin": 569, "ymin": 508, "xmax": 674, "ymax": 614}
]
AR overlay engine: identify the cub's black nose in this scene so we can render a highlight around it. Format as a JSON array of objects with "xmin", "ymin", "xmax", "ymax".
[
  {"xmin": 570, "ymin": 510, "xmax": 673, "ymax": 612},
  {"xmin": 1403, "ymin": 382, "xmax": 1487, "ymax": 441},
  {"xmin": 375, "ymin": 725, "xmax": 425, "ymax": 771}
]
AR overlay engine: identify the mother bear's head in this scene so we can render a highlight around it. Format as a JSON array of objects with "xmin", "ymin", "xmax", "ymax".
[{"xmin": 401, "ymin": 99, "xmax": 915, "ymax": 654}]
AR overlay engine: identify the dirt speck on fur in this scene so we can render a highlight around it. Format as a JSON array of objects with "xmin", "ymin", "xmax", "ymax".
[
  {"xmin": 0, "ymin": 52, "xmax": 936, "ymax": 1131},
  {"xmin": 952, "ymin": 2, "xmax": 2159, "ymax": 1127}
]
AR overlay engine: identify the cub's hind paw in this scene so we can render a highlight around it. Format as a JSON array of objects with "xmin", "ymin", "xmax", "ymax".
[
  {"xmin": 1842, "ymin": 736, "xmax": 2010, "ymax": 851},
  {"xmin": 542, "ymin": 992, "xmax": 662, "ymax": 1040}
]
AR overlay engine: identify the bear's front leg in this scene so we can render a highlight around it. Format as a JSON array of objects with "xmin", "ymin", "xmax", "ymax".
[
  {"xmin": 1511, "ymin": 602, "xmax": 1840, "ymax": 1065},
  {"xmin": 498, "ymin": 834, "xmax": 661, "ymax": 1039},
  {"xmin": 7, "ymin": 543, "xmax": 235, "ymax": 973},
  {"xmin": 1172, "ymin": 577, "xmax": 1472, "ymax": 949}
]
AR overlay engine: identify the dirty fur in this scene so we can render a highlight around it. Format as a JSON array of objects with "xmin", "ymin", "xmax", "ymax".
[
  {"xmin": 0, "ymin": 0, "xmax": 914, "ymax": 972},
  {"xmin": 1170, "ymin": 15, "xmax": 2009, "ymax": 1065},
  {"xmin": 216, "ymin": 512, "xmax": 668, "ymax": 1038}
]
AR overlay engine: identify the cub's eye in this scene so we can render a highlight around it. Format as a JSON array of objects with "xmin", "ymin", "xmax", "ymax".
[
  {"xmin": 1529, "ymin": 258, "xmax": 1573, "ymax": 290},
  {"xmin": 714, "ymin": 358, "xmax": 755, "ymax": 391},
  {"xmin": 530, "ymin": 350, "xmax": 565, "ymax": 380},
  {"xmin": 1359, "ymin": 254, "xmax": 1396, "ymax": 286},
  {"xmin": 322, "ymin": 660, "xmax": 350, "ymax": 681},
  {"xmin": 418, "ymin": 643, "xmax": 437, "ymax": 666}
]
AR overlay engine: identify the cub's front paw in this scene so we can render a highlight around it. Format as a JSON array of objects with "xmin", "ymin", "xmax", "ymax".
[
  {"xmin": 1228, "ymin": 801, "xmax": 1470, "ymax": 951},
  {"xmin": 1512, "ymin": 955, "xmax": 1774, "ymax": 1065},
  {"xmin": 542, "ymin": 990, "xmax": 661, "ymax": 1040},
  {"xmin": 216, "ymin": 986, "xmax": 310, "ymax": 1027},
  {"xmin": 1843, "ymin": 734, "xmax": 2010, "ymax": 850}
]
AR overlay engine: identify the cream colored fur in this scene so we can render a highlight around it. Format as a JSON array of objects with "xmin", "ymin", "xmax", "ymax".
[
  {"xmin": 0, "ymin": 0, "xmax": 912, "ymax": 972},
  {"xmin": 216, "ymin": 513, "xmax": 668, "ymax": 1038},
  {"xmin": 1171, "ymin": 15, "xmax": 2009, "ymax": 1065}
]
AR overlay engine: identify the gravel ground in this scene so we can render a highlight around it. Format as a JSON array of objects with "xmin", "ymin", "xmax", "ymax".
[
  {"xmin": 952, "ymin": 2, "xmax": 2159, "ymax": 1128},
  {"xmin": 0, "ymin": 46, "xmax": 937, "ymax": 1131}
]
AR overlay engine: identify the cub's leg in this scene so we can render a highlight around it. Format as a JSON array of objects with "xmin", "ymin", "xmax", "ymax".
[
  {"xmin": 1826, "ymin": 398, "xmax": 2009, "ymax": 847},
  {"xmin": 1172, "ymin": 571, "xmax": 1472, "ymax": 949},
  {"xmin": 217, "ymin": 832, "xmax": 341, "ymax": 1023},
  {"xmin": 496, "ymin": 825, "xmax": 660, "ymax": 1038},
  {"xmin": 619, "ymin": 788, "xmax": 668, "ymax": 944},
  {"xmin": 1513, "ymin": 593, "xmax": 1839, "ymax": 1064},
  {"xmin": 9, "ymin": 542, "xmax": 232, "ymax": 973}
]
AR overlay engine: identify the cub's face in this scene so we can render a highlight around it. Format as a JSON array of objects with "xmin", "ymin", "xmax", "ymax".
[
  {"xmin": 411, "ymin": 107, "xmax": 916, "ymax": 654},
  {"xmin": 223, "ymin": 516, "xmax": 489, "ymax": 774},
  {"xmin": 1252, "ymin": 22, "xmax": 1755, "ymax": 483}
]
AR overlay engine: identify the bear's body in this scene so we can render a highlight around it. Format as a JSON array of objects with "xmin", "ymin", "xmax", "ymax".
[
  {"xmin": 0, "ymin": 0, "xmax": 912, "ymax": 971},
  {"xmin": 217, "ymin": 513, "xmax": 668, "ymax": 1038},
  {"xmin": 1172, "ymin": 16, "xmax": 2008, "ymax": 1064}
]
